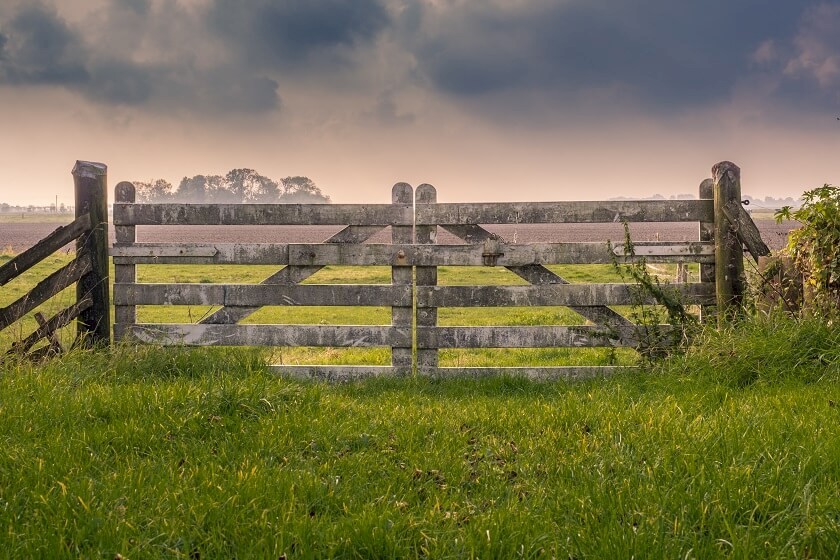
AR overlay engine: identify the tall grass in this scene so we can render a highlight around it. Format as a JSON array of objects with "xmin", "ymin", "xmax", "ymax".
[{"xmin": 1, "ymin": 313, "xmax": 839, "ymax": 558}]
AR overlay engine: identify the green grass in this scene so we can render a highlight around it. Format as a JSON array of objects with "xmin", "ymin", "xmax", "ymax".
[
  {"xmin": 0, "ymin": 314, "xmax": 839, "ymax": 558},
  {"xmin": 2, "ymin": 254, "xmax": 840, "ymax": 557}
]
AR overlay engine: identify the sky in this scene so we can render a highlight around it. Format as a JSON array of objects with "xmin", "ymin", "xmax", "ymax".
[{"xmin": 0, "ymin": 0, "xmax": 838, "ymax": 206}]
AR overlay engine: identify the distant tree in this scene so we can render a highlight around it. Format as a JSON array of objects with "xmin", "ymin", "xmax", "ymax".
[
  {"xmin": 280, "ymin": 176, "xmax": 331, "ymax": 203},
  {"xmin": 135, "ymin": 170, "xmax": 331, "ymax": 204},
  {"xmin": 173, "ymin": 175, "xmax": 225, "ymax": 203},
  {"xmin": 0, "ymin": 203, "xmax": 9, "ymax": 213},
  {"xmin": 134, "ymin": 179, "xmax": 174, "ymax": 203},
  {"xmin": 224, "ymin": 169, "xmax": 281, "ymax": 202}
]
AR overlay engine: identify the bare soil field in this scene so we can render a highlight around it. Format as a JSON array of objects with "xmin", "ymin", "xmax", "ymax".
[{"xmin": 1, "ymin": 218, "xmax": 795, "ymax": 254}]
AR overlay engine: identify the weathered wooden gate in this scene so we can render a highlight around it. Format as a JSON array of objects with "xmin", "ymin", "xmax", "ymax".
[
  {"xmin": 111, "ymin": 182, "xmax": 415, "ymax": 380},
  {"xmin": 412, "ymin": 184, "xmax": 717, "ymax": 379},
  {"xmin": 111, "ymin": 161, "xmax": 769, "ymax": 380}
]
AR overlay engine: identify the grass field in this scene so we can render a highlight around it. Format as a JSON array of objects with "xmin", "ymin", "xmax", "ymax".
[
  {"xmin": 2, "ymin": 255, "xmax": 839, "ymax": 558},
  {"xmin": 0, "ymin": 212, "xmax": 75, "ymax": 224}
]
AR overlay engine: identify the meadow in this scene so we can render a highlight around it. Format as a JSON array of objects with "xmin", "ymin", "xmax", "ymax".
[{"xmin": 1, "ymin": 254, "xmax": 839, "ymax": 558}]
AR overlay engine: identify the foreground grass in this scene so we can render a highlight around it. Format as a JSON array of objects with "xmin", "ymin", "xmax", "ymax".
[{"xmin": 1, "ymin": 315, "xmax": 839, "ymax": 558}]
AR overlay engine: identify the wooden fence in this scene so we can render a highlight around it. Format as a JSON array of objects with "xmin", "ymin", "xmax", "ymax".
[
  {"xmin": 0, "ymin": 161, "xmax": 110, "ymax": 359},
  {"xmin": 108, "ymin": 161, "xmax": 770, "ymax": 380},
  {"xmin": 2, "ymin": 159, "xmax": 771, "ymax": 378}
]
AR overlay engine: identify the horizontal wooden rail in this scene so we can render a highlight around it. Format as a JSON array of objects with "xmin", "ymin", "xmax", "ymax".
[
  {"xmin": 416, "ymin": 283, "xmax": 716, "ymax": 308},
  {"xmin": 111, "ymin": 241, "xmax": 714, "ymax": 266},
  {"xmin": 417, "ymin": 325, "xmax": 657, "ymax": 348},
  {"xmin": 114, "ymin": 284, "xmax": 412, "ymax": 307},
  {"xmin": 115, "ymin": 324, "xmax": 411, "ymax": 347},
  {"xmin": 417, "ymin": 366, "xmax": 633, "ymax": 381},
  {"xmin": 269, "ymin": 365, "xmax": 406, "ymax": 381},
  {"xmin": 113, "ymin": 203, "xmax": 413, "ymax": 226},
  {"xmin": 415, "ymin": 200, "xmax": 713, "ymax": 225},
  {"xmin": 0, "ymin": 213, "xmax": 91, "ymax": 286},
  {"xmin": 8, "ymin": 296, "xmax": 92, "ymax": 355},
  {"xmin": 0, "ymin": 253, "xmax": 92, "ymax": 332}
]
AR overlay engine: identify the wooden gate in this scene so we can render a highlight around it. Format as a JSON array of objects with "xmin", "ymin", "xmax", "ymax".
[
  {"xmin": 110, "ymin": 161, "xmax": 769, "ymax": 380},
  {"xmin": 111, "ymin": 182, "xmax": 415, "ymax": 380}
]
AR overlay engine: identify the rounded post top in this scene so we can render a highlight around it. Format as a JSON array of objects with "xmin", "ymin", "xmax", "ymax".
[
  {"xmin": 72, "ymin": 160, "xmax": 107, "ymax": 179},
  {"xmin": 712, "ymin": 161, "xmax": 740, "ymax": 184},
  {"xmin": 115, "ymin": 181, "xmax": 136, "ymax": 202},
  {"xmin": 391, "ymin": 182, "xmax": 413, "ymax": 203},
  {"xmin": 415, "ymin": 183, "xmax": 437, "ymax": 203}
]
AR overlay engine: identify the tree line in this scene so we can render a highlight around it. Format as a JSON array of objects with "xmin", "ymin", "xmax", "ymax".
[{"xmin": 133, "ymin": 169, "xmax": 331, "ymax": 204}]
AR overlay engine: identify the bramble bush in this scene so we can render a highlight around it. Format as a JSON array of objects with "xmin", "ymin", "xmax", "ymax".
[{"xmin": 775, "ymin": 184, "xmax": 840, "ymax": 318}]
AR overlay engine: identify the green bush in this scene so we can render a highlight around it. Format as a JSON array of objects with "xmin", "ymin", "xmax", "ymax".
[{"xmin": 776, "ymin": 184, "xmax": 840, "ymax": 318}]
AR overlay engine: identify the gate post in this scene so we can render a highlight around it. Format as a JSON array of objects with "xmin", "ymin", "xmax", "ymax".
[
  {"xmin": 72, "ymin": 160, "xmax": 110, "ymax": 346},
  {"xmin": 391, "ymin": 183, "xmax": 414, "ymax": 376},
  {"xmin": 712, "ymin": 161, "xmax": 745, "ymax": 324},
  {"xmin": 415, "ymin": 184, "xmax": 438, "ymax": 374}
]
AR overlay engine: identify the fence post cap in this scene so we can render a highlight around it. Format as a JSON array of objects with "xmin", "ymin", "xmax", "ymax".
[
  {"xmin": 72, "ymin": 161, "xmax": 108, "ymax": 179},
  {"xmin": 712, "ymin": 161, "xmax": 740, "ymax": 182}
]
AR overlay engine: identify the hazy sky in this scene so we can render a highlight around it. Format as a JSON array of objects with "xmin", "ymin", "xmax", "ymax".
[{"xmin": 1, "ymin": 0, "xmax": 838, "ymax": 206}]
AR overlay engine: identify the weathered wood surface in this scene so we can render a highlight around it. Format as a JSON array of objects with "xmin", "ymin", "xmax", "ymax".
[
  {"xmin": 115, "ymin": 284, "xmax": 411, "ymax": 307},
  {"xmin": 111, "ymin": 241, "xmax": 714, "ymax": 266},
  {"xmin": 0, "ymin": 213, "xmax": 91, "ymax": 286},
  {"xmin": 442, "ymin": 224, "xmax": 634, "ymax": 329},
  {"xmin": 713, "ymin": 161, "xmax": 745, "ymax": 322},
  {"xmin": 8, "ymin": 296, "xmax": 92, "ymax": 355},
  {"xmin": 721, "ymin": 200, "xmax": 771, "ymax": 261},
  {"xmin": 415, "ymin": 184, "xmax": 439, "ymax": 370},
  {"xmin": 73, "ymin": 160, "xmax": 110, "ymax": 346},
  {"xmin": 416, "ymin": 283, "xmax": 715, "ymax": 308},
  {"xmin": 391, "ymin": 183, "xmax": 414, "ymax": 371},
  {"xmin": 200, "ymin": 225, "xmax": 385, "ymax": 325},
  {"xmin": 114, "ymin": 181, "xmax": 137, "ymax": 331},
  {"xmin": 0, "ymin": 253, "xmax": 92, "ymax": 332},
  {"xmin": 416, "ymin": 200, "xmax": 713, "ymax": 225},
  {"xmin": 113, "ymin": 203, "xmax": 413, "ymax": 226},
  {"xmin": 417, "ymin": 366, "xmax": 633, "ymax": 380},
  {"xmin": 269, "ymin": 365, "xmax": 409, "ymax": 381},
  {"xmin": 115, "ymin": 324, "xmax": 411, "ymax": 347},
  {"xmin": 416, "ymin": 325, "xmax": 672, "ymax": 348}
]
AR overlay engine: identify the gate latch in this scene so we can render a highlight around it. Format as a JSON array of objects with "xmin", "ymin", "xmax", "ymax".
[{"xmin": 482, "ymin": 238, "xmax": 504, "ymax": 266}]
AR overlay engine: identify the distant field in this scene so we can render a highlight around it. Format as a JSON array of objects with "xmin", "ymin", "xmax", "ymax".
[
  {"xmin": 0, "ymin": 212, "xmax": 75, "ymax": 224},
  {"xmin": 1, "ymin": 220, "xmax": 797, "ymax": 254}
]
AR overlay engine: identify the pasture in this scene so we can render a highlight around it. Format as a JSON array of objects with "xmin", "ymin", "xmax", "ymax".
[{"xmin": 1, "ymin": 254, "xmax": 840, "ymax": 558}]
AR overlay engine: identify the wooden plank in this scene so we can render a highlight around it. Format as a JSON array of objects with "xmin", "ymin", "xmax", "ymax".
[
  {"xmin": 416, "ymin": 325, "xmax": 666, "ymax": 348},
  {"xmin": 115, "ymin": 324, "xmax": 411, "ymax": 347},
  {"xmin": 114, "ymin": 283, "xmax": 412, "ymax": 307},
  {"xmin": 0, "ymin": 253, "xmax": 92, "ymax": 332},
  {"xmin": 417, "ymin": 283, "xmax": 715, "ymax": 308},
  {"xmin": 35, "ymin": 312, "xmax": 64, "ymax": 355},
  {"xmin": 269, "ymin": 365, "xmax": 404, "ymax": 381},
  {"xmin": 713, "ymin": 161, "xmax": 745, "ymax": 322},
  {"xmin": 0, "ymin": 213, "xmax": 90, "ymax": 286},
  {"xmin": 114, "ymin": 182, "xmax": 137, "ymax": 331},
  {"xmin": 391, "ymin": 183, "xmax": 414, "ymax": 372},
  {"xmin": 417, "ymin": 366, "xmax": 633, "ymax": 381},
  {"xmin": 200, "ymin": 225, "xmax": 386, "ymax": 325},
  {"xmin": 112, "ymin": 243, "xmax": 288, "ymax": 265},
  {"xmin": 699, "ymin": 179, "xmax": 715, "ymax": 323},
  {"xmin": 722, "ymin": 200, "xmax": 771, "ymax": 261},
  {"xmin": 113, "ymin": 203, "xmax": 413, "ymax": 226},
  {"xmin": 416, "ymin": 199, "xmax": 713, "ymax": 225},
  {"xmin": 8, "ymin": 296, "xmax": 92, "ymax": 355},
  {"xmin": 415, "ymin": 184, "xmax": 439, "ymax": 370},
  {"xmin": 443, "ymin": 224, "xmax": 635, "ymax": 329}
]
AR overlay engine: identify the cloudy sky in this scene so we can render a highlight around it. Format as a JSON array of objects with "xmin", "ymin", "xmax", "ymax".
[{"xmin": 1, "ymin": 0, "xmax": 838, "ymax": 206}]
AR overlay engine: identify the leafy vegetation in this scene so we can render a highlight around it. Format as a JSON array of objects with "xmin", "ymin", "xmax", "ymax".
[{"xmin": 776, "ymin": 184, "xmax": 840, "ymax": 318}]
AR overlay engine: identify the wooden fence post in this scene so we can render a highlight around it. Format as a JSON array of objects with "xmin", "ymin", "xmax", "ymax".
[
  {"xmin": 73, "ymin": 161, "xmax": 110, "ymax": 346},
  {"xmin": 712, "ymin": 161, "xmax": 745, "ymax": 324},
  {"xmin": 113, "ymin": 181, "xmax": 136, "ymax": 341},
  {"xmin": 415, "ymin": 184, "xmax": 438, "ymax": 375},
  {"xmin": 699, "ymin": 178, "xmax": 715, "ymax": 323},
  {"xmin": 391, "ymin": 183, "xmax": 414, "ymax": 376}
]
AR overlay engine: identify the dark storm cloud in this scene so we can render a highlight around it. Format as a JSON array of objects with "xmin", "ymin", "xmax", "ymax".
[
  {"xmin": 206, "ymin": 0, "xmax": 391, "ymax": 70},
  {"xmin": 404, "ymin": 0, "xmax": 834, "ymax": 112},
  {"xmin": 0, "ymin": 4, "xmax": 89, "ymax": 85}
]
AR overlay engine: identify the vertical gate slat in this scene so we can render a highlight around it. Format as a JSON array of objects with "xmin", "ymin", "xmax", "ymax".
[
  {"xmin": 415, "ymin": 184, "xmax": 439, "ymax": 374},
  {"xmin": 114, "ymin": 182, "xmax": 137, "ymax": 339},
  {"xmin": 391, "ymin": 183, "xmax": 414, "ymax": 376}
]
